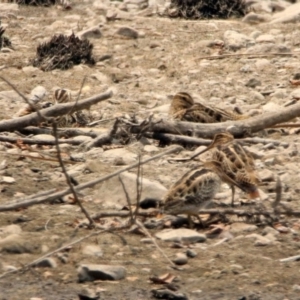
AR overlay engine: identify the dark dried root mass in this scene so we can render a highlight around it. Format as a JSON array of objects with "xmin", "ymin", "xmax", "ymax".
[
  {"xmin": 10, "ymin": 0, "xmax": 55, "ymax": 5},
  {"xmin": 168, "ymin": 0, "xmax": 248, "ymax": 19},
  {"xmin": 0, "ymin": 24, "xmax": 12, "ymax": 50},
  {"xmin": 32, "ymin": 33, "xmax": 95, "ymax": 71}
]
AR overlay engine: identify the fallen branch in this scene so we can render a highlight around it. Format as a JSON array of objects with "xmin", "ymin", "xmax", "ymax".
[
  {"xmin": 144, "ymin": 132, "xmax": 211, "ymax": 146},
  {"xmin": 0, "ymin": 90, "xmax": 113, "ymax": 133},
  {"xmin": 92, "ymin": 210, "xmax": 157, "ymax": 219},
  {"xmin": 0, "ymin": 135, "xmax": 82, "ymax": 146},
  {"xmin": 90, "ymin": 207, "xmax": 300, "ymax": 220},
  {"xmin": 84, "ymin": 118, "xmax": 119, "ymax": 149},
  {"xmin": 136, "ymin": 102, "xmax": 300, "ymax": 138},
  {"xmin": 279, "ymin": 254, "xmax": 300, "ymax": 263},
  {"xmin": 271, "ymin": 123, "xmax": 300, "ymax": 128},
  {"xmin": 0, "ymin": 145, "xmax": 182, "ymax": 212},
  {"xmin": 240, "ymin": 137, "xmax": 289, "ymax": 147},
  {"xmin": 19, "ymin": 126, "xmax": 98, "ymax": 138}
]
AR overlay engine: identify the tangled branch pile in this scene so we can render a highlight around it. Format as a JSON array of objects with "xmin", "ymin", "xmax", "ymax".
[
  {"xmin": 0, "ymin": 23, "xmax": 12, "ymax": 50},
  {"xmin": 168, "ymin": 0, "xmax": 248, "ymax": 19},
  {"xmin": 32, "ymin": 33, "xmax": 95, "ymax": 71},
  {"xmin": 10, "ymin": 0, "xmax": 55, "ymax": 5}
]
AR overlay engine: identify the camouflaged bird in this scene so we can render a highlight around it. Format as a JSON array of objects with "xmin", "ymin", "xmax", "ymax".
[
  {"xmin": 169, "ymin": 92, "xmax": 248, "ymax": 123},
  {"xmin": 162, "ymin": 165, "xmax": 222, "ymax": 227},
  {"xmin": 189, "ymin": 132, "xmax": 261, "ymax": 206}
]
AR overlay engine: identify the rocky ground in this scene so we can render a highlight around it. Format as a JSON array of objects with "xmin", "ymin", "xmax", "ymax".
[{"xmin": 1, "ymin": 0, "xmax": 300, "ymax": 299}]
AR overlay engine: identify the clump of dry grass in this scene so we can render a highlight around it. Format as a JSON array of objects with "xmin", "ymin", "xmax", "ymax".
[
  {"xmin": 168, "ymin": 0, "xmax": 248, "ymax": 19},
  {"xmin": 0, "ymin": 22, "xmax": 12, "ymax": 50},
  {"xmin": 32, "ymin": 33, "xmax": 95, "ymax": 71},
  {"xmin": 9, "ymin": 0, "xmax": 55, "ymax": 5}
]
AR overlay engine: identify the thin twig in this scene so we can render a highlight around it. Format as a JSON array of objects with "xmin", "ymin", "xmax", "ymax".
[
  {"xmin": 134, "ymin": 154, "xmax": 143, "ymax": 220},
  {"xmin": 0, "ymin": 135, "xmax": 82, "ymax": 146},
  {"xmin": 118, "ymin": 175, "xmax": 134, "ymax": 224},
  {"xmin": 1, "ymin": 151, "xmax": 78, "ymax": 164},
  {"xmin": 0, "ymin": 230, "xmax": 105, "ymax": 279},
  {"xmin": 272, "ymin": 176, "xmax": 282, "ymax": 213},
  {"xmin": 135, "ymin": 220, "xmax": 176, "ymax": 268},
  {"xmin": 52, "ymin": 122, "xmax": 94, "ymax": 228},
  {"xmin": 0, "ymin": 145, "xmax": 183, "ymax": 212},
  {"xmin": 0, "ymin": 76, "xmax": 46, "ymax": 121}
]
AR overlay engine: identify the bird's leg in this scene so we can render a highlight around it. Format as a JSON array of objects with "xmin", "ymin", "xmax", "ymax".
[
  {"xmin": 196, "ymin": 214, "xmax": 204, "ymax": 228},
  {"xmin": 231, "ymin": 185, "xmax": 235, "ymax": 207},
  {"xmin": 187, "ymin": 215, "xmax": 194, "ymax": 229}
]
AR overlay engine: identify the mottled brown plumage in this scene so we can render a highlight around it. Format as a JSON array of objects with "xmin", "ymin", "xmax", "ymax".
[
  {"xmin": 190, "ymin": 132, "xmax": 260, "ymax": 206},
  {"xmin": 163, "ymin": 166, "xmax": 222, "ymax": 227},
  {"xmin": 170, "ymin": 92, "xmax": 247, "ymax": 123},
  {"xmin": 53, "ymin": 88, "xmax": 72, "ymax": 104}
]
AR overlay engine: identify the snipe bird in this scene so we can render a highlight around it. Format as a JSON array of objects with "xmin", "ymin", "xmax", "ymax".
[
  {"xmin": 189, "ymin": 132, "xmax": 261, "ymax": 206},
  {"xmin": 162, "ymin": 165, "xmax": 222, "ymax": 227},
  {"xmin": 53, "ymin": 88, "xmax": 72, "ymax": 104},
  {"xmin": 169, "ymin": 92, "xmax": 248, "ymax": 123}
]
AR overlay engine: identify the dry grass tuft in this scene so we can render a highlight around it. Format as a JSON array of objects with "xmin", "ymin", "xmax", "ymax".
[
  {"xmin": 168, "ymin": 0, "xmax": 248, "ymax": 19},
  {"xmin": 32, "ymin": 33, "xmax": 95, "ymax": 71}
]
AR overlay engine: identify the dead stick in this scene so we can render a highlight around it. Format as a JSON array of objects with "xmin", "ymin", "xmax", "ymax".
[
  {"xmin": 0, "ymin": 135, "xmax": 82, "ymax": 146},
  {"xmin": 19, "ymin": 126, "xmax": 98, "ymax": 138},
  {"xmin": 84, "ymin": 207, "xmax": 300, "ymax": 220},
  {"xmin": 0, "ymin": 230, "xmax": 105, "ymax": 279},
  {"xmin": 143, "ymin": 102, "xmax": 300, "ymax": 138},
  {"xmin": 0, "ymin": 145, "xmax": 183, "ymax": 212},
  {"xmin": 0, "ymin": 90, "xmax": 113, "ymax": 133},
  {"xmin": 0, "ymin": 151, "xmax": 78, "ymax": 164},
  {"xmin": 271, "ymin": 123, "xmax": 300, "ymax": 128},
  {"xmin": 144, "ymin": 132, "xmax": 211, "ymax": 146}
]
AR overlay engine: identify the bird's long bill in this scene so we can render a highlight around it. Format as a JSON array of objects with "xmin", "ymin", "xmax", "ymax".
[
  {"xmin": 189, "ymin": 144, "xmax": 213, "ymax": 160},
  {"xmin": 248, "ymin": 189, "xmax": 260, "ymax": 199}
]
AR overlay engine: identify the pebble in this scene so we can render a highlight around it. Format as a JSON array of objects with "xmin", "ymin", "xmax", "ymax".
[
  {"xmin": 77, "ymin": 26, "xmax": 102, "ymax": 39},
  {"xmin": 230, "ymin": 223, "xmax": 258, "ymax": 234},
  {"xmin": 0, "ymin": 176, "xmax": 15, "ymax": 184},
  {"xmin": 33, "ymin": 258, "xmax": 57, "ymax": 268},
  {"xmin": 102, "ymin": 148, "xmax": 137, "ymax": 164},
  {"xmin": 77, "ymin": 264, "xmax": 126, "ymax": 282},
  {"xmin": 186, "ymin": 249, "xmax": 197, "ymax": 258},
  {"xmin": 82, "ymin": 244, "xmax": 103, "ymax": 257},
  {"xmin": 115, "ymin": 26, "xmax": 139, "ymax": 39},
  {"xmin": 0, "ymin": 234, "xmax": 37, "ymax": 254},
  {"xmin": 97, "ymin": 171, "xmax": 167, "ymax": 209},
  {"xmin": 151, "ymin": 289, "xmax": 188, "ymax": 300},
  {"xmin": 261, "ymin": 226, "xmax": 280, "ymax": 236},
  {"xmin": 0, "ymin": 224, "xmax": 22, "ymax": 235},
  {"xmin": 242, "ymin": 12, "xmax": 270, "ymax": 24},
  {"xmin": 259, "ymin": 169, "xmax": 275, "ymax": 182},
  {"xmin": 223, "ymin": 30, "xmax": 253, "ymax": 50},
  {"xmin": 245, "ymin": 78, "xmax": 261, "ymax": 88},
  {"xmin": 155, "ymin": 228, "xmax": 206, "ymax": 243},
  {"xmin": 172, "ymin": 253, "xmax": 188, "ymax": 265},
  {"xmin": 256, "ymin": 34, "xmax": 275, "ymax": 43}
]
